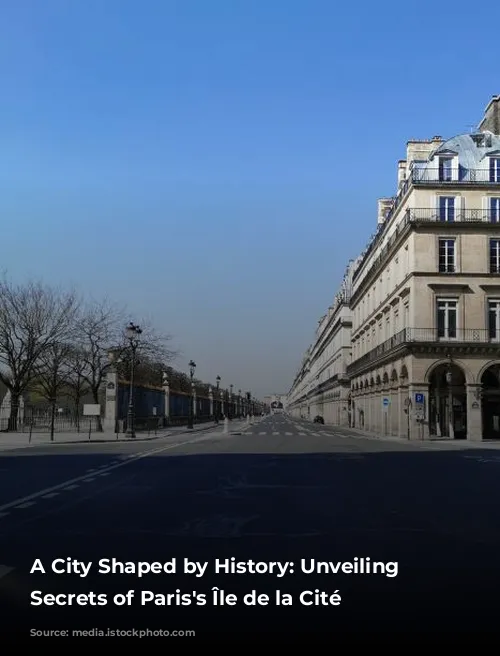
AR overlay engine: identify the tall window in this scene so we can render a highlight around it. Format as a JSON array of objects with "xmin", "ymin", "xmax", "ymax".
[
  {"xmin": 491, "ymin": 197, "xmax": 500, "ymax": 223},
  {"xmin": 490, "ymin": 239, "xmax": 500, "ymax": 273},
  {"xmin": 437, "ymin": 299, "xmax": 457, "ymax": 339},
  {"xmin": 439, "ymin": 157, "xmax": 453, "ymax": 181},
  {"xmin": 488, "ymin": 300, "xmax": 500, "ymax": 340},
  {"xmin": 490, "ymin": 158, "xmax": 500, "ymax": 183},
  {"xmin": 438, "ymin": 238, "xmax": 456, "ymax": 272},
  {"xmin": 439, "ymin": 196, "xmax": 455, "ymax": 222}
]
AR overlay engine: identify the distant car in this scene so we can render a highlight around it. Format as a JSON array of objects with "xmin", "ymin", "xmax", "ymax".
[{"xmin": 313, "ymin": 415, "xmax": 324, "ymax": 424}]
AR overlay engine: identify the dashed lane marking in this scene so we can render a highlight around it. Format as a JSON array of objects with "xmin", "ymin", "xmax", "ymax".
[
  {"xmin": 62, "ymin": 484, "xmax": 79, "ymax": 491},
  {"xmin": 41, "ymin": 493, "xmax": 59, "ymax": 499},
  {"xmin": 0, "ymin": 434, "xmax": 216, "ymax": 516}
]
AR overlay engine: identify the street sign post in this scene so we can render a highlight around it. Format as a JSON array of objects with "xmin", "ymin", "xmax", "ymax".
[
  {"xmin": 382, "ymin": 397, "xmax": 390, "ymax": 412},
  {"xmin": 414, "ymin": 393, "xmax": 425, "ymax": 421}
]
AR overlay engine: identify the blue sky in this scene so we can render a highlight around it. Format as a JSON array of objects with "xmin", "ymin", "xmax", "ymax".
[{"xmin": 0, "ymin": 0, "xmax": 499, "ymax": 398}]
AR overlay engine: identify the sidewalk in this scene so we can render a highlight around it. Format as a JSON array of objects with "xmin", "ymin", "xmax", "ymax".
[
  {"xmin": 0, "ymin": 420, "xmax": 238, "ymax": 451},
  {"xmin": 342, "ymin": 426, "xmax": 500, "ymax": 450}
]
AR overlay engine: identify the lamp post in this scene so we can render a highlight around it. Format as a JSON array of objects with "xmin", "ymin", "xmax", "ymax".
[
  {"xmin": 188, "ymin": 359, "xmax": 196, "ymax": 429},
  {"xmin": 215, "ymin": 375, "xmax": 220, "ymax": 423},
  {"xmin": 125, "ymin": 322, "xmax": 142, "ymax": 438},
  {"xmin": 229, "ymin": 384, "xmax": 233, "ymax": 420},
  {"xmin": 238, "ymin": 389, "xmax": 242, "ymax": 418}
]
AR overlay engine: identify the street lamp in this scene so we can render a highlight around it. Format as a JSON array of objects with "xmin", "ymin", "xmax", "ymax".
[
  {"xmin": 229, "ymin": 384, "xmax": 233, "ymax": 420},
  {"xmin": 187, "ymin": 360, "xmax": 196, "ymax": 429},
  {"xmin": 238, "ymin": 389, "xmax": 241, "ymax": 418},
  {"xmin": 215, "ymin": 375, "xmax": 221, "ymax": 423},
  {"xmin": 125, "ymin": 322, "xmax": 142, "ymax": 438}
]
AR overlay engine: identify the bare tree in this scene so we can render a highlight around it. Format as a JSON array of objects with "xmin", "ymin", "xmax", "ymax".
[
  {"xmin": 32, "ymin": 342, "xmax": 73, "ymax": 441},
  {"xmin": 0, "ymin": 276, "xmax": 79, "ymax": 431},
  {"xmin": 74, "ymin": 299, "xmax": 124, "ymax": 431},
  {"xmin": 64, "ymin": 347, "xmax": 91, "ymax": 431},
  {"xmin": 75, "ymin": 301, "xmax": 177, "ymax": 431}
]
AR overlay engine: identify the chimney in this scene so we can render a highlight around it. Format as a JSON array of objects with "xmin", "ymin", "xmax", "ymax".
[
  {"xmin": 398, "ymin": 160, "xmax": 407, "ymax": 186},
  {"xmin": 406, "ymin": 136, "xmax": 443, "ymax": 166},
  {"xmin": 478, "ymin": 95, "xmax": 500, "ymax": 135},
  {"xmin": 377, "ymin": 198, "xmax": 393, "ymax": 225}
]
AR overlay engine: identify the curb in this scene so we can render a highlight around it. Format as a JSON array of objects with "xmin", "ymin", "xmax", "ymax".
[{"xmin": 0, "ymin": 423, "xmax": 223, "ymax": 450}]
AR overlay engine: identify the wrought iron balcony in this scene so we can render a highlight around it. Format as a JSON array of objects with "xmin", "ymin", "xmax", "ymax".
[
  {"xmin": 348, "ymin": 328, "xmax": 498, "ymax": 376},
  {"xmin": 407, "ymin": 208, "xmax": 499, "ymax": 223},
  {"xmin": 411, "ymin": 168, "xmax": 500, "ymax": 185}
]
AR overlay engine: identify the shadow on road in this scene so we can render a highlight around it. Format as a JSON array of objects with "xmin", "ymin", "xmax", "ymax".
[{"xmin": 0, "ymin": 447, "xmax": 499, "ymax": 635}]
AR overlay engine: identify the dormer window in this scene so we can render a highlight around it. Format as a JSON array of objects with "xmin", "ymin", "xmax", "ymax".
[
  {"xmin": 439, "ymin": 157, "xmax": 453, "ymax": 181},
  {"xmin": 490, "ymin": 158, "xmax": 500, "ymax": 183}
]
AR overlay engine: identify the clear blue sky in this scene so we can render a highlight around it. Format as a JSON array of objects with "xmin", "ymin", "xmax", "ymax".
[{"xmin": 0, "ymin": 0, "xmax": 498, "ymax": 398}]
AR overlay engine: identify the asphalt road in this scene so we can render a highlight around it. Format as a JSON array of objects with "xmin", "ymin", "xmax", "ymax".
[{"xmin": 0, "ymin": 414, "xmax": 499, "ymax": 637}]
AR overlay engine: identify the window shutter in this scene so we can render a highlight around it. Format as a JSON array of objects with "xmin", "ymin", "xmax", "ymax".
[
  {"xmin": 482, "ymin": 196, "xmax": 489, "ymax": 222},
  {"xmin": 455, "ymin": 195, "xmax": 462, "ymax": 221},
  {"xmin": 452, "ymin": 156, "xmax": 459, "ymax": 181},
  {"xmin": 433, "ymin": 195, "xmax": 438, "ymax": 221}
]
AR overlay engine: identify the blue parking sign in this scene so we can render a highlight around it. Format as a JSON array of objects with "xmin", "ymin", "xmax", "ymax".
[{"xmin": 415, "ymin": 393, "xmax": 424, "ymax": 404}]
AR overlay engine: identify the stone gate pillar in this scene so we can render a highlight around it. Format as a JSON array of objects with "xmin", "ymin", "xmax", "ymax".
[
  {"xmin": 162, "ymin": 373, "xmax": 170, "ymax": 424},
  {"xmin": 209, "ymin": 387, "xmax": 213, "ymax": 417},
  {"xmin": 104, "ymin": 370, "xmax": 118, "ymax": 433}
]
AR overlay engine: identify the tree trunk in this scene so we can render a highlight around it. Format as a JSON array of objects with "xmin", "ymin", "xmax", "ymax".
[
  {"xmin": 50, "ymin": 400, "xmax": 56, "ymax": 442},
  {"xmin": 75, "ymin": 391, "xmax": 81, "ymax": 432},
  {"xmin": 7, "ymin": 393, "xmax": 20, "ymax": 432},
  {"xmin": 92, "ymin": 388, "xmax": 103, "ymax": 431}
]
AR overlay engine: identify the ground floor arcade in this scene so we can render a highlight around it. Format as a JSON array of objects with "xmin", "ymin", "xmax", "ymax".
[{"xmin": 350, "ymin": 351, "xmax": 500, "ymax": 441}]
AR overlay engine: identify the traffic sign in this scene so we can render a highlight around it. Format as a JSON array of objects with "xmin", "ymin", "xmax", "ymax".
[
  {"xmin": 415, "ymin": 393, "xmax": 425, "ymax": 404},
  {"xmin": 382, "ymin": 397, "xmax": 390, "ymax": 408}
]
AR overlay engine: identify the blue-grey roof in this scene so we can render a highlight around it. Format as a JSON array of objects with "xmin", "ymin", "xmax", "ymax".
[{"xmin": 428, "ymin": 132, "xmax": 500, "ymax": 169}]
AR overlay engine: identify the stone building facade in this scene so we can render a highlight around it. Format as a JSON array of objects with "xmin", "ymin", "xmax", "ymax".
[
  {"xmin": 287, "ymin": 260, "xmax": 357, "ymax": 425},
  {"xmin": 288, "ymin": 95, "xmax": 500, "ymax": 441}
]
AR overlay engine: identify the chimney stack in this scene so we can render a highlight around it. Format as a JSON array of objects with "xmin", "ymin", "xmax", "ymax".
[{"xmin": 478, "ymin": 95, "xmax": 500, "ymax": 135}]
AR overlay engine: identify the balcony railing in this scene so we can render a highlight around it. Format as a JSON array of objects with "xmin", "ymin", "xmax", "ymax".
[
  {"xmin": 348, "ymin": 327, "xmax": 499, "ymax": 375},
  {"xmin": 353, "ymin": 168, "xmax": 500, "ymax": 282},
  {"xmin": 408, "ymin": 208, "xmax": 500, "ymax": 223},
  {"xmin": 412, "ymin": 168, "xmax": 500, "ymax": 184}
]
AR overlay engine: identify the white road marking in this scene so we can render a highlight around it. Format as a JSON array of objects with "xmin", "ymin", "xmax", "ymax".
[
  {"xmin": 83, "ymin": 478, "xmax": 95, "ymax": 482},
  {"xmin": 272, "ymin": 432, "xmax": 279, "ymax": 435},
  {"xmin": 285, "ymin": 432, "xmax": 292, "ymax": 435},
  {"xmin": 41, "ymin": 493, "xmax": 59, "ymax": 499},
  {"xmin": 0, "ymin": 434, "xmax": 214, "ymax": 515},
  {"xmin": 299, "ymin": 432, "xmax": 306, "ymax": 436},
  {"xmin": 62, "ymin": 484, "xmax": 79, "ymax": 490},
  {"xmin": 0, "ymin": 564, "xmax": 14, "ymax": 579},
  {"xmin": 258, "ymin": 432, "xmax": 266, "ymax": 435},
  {"xmin": 99, "ymin": 472, "xmax": 110, "ymax": 476}
]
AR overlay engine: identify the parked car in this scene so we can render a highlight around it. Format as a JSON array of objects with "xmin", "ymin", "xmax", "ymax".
[{"xmin": 313, "ymin": 415, "xmax": 324, "ymax": 424}]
